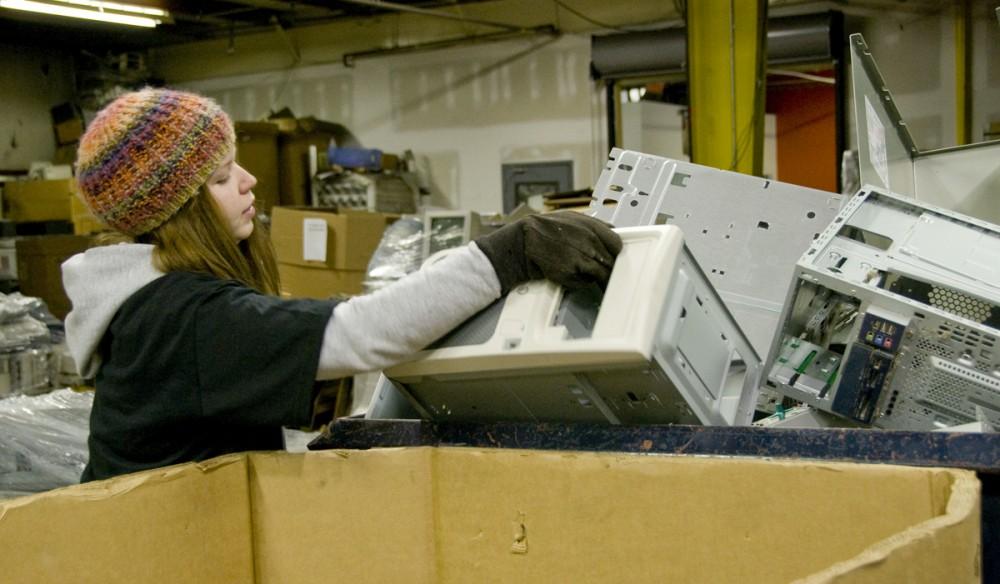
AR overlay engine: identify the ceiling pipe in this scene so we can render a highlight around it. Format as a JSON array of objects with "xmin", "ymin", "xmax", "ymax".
[
  {"xmin": 342, "ymin": 24, "xmax": 558, "ymax": 66},
  {"xmin": 219, "ymin": 0, "xmax": 341, "ymax": 17},
  {"xmin": 335, "ymin": 0, "xmax": 528, "ymax": 33}
]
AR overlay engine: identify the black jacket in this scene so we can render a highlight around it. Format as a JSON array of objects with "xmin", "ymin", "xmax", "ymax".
[{"xmin": 82, "ymin": 271, "xmax": 334, "ymax": 482}]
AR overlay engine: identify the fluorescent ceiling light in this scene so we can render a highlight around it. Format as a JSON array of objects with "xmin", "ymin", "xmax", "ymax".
[
  {"xmin": 0, "ymin": 0, "xmax": 167, "ymax": 27},
  {"xmin": 61, "ymin": 0, "xmax": 167, "ymax": 17}
]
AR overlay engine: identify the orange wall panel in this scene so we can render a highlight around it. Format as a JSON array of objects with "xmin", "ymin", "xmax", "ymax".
[{"xmin": 768, "ymin": 83, "xmax": 838, "ymax": 193}]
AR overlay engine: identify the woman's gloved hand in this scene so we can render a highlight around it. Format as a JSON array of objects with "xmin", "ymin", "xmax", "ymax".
[{"xmin": 474, "ymin": 211, "xmax": 623, "ymax": 295}]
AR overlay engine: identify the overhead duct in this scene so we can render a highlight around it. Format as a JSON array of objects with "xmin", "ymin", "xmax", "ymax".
[{"xmin": 591, "ymin": 11, "xmax": 843, "ymax": 80}]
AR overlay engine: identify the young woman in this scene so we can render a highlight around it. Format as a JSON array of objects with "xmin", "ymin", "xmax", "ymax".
[{"xmin": 62, "ymin": 88, "xmax": 621, "ymax": 481}]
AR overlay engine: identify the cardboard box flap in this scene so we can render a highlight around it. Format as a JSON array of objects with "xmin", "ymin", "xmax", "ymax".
[
  {"xmin": 236, "ymin": 121, "xmax": 280, "ymax": 136},
  {"xmin": 796, "ymin": 469, "xmax": 980, "ymax": 583},
  {"xmin": 0, "ymin": 454, "xmax": 254, "ymax": 584}
]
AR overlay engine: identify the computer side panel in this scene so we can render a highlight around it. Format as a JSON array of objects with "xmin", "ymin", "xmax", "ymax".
[{"xmin": 589, "ymin": 147, "xmax": 843, "ymax": 357}]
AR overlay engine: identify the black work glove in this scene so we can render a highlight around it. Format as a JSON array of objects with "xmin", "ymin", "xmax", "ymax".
[{"xmin": 474, "ymin": 211, "xmax": 623, "ymax": 295}]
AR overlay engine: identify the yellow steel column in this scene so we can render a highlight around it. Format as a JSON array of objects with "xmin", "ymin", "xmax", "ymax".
[{"xmin": 686, "ymin": 0, "xmax": 767, "ymax": 175}]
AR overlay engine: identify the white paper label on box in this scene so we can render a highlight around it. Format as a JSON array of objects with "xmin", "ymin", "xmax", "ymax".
[
  {"xmin": 865, "ymin": 96, "xmax": 890, "ymax": 189},
  {"xmin": 302, "ymin": 218, "xmax": 328, "ymax": 262}
]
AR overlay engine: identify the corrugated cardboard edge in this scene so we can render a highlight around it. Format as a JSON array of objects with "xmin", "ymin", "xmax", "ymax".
[
  {"xmin": 793, "ymin": 467, "xmax": 980, "ymax": 583},
  {"xmin": 0, "ymin": 452, "xmax": 246, "ymax": 521}
]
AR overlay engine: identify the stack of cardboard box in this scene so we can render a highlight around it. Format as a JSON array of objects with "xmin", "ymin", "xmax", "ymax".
[
  {"xmin": 15, "ymin": 234, "xmax": 92, "ymax": 321},
  {"xmin": 2, "ymin": 179, "xmax": 98, "ymax": 320},
  {"xmin": 50, "ymin": 102, "xmax": 83, "ymax": 166},
  {"xmin": 3, "ymin": 179, "xmax": 101, "ymax": 236},
  {"xmin": 233, "ymin": 116, "xmax": 362, "ymax": 212},
  {"xmin": 270, "ymin": 206, "xmax": 396, "ymax": 299},
  {"xmin": 235, "ymin": 121, "xmax": 280, "ymax": 216}
]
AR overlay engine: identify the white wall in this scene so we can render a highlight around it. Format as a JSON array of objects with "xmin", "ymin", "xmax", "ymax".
[
  {"xmin": 620, "ymin": 100, "xmax": 778, "ymax": 178},
  {"xmin": 0, "ymin": 43, "xmax": 74, "ymax": 170},
  {"xmin": 974, "ymin": 1, "xmax": 1000, "ymax": 139},
  {"xmin": 181, "ymin": 35, "xmax": 605, "ymax": 214},
  {"xmin": 855, "ymin": 4, "xmax": 1000, "ymax": 149},
  {"xmin": 142, "ymin": 3, "xmax": 1000, "ymax": 211}
]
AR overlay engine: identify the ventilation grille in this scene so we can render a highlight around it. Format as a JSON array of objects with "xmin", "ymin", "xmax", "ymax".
[
  {"xmin": 881, "ymin": 324, "xmax": 1000, "ymax": 429},
  {"xmin": 936, "ymin": 322, "xmax": 997, "ymax": 370},
  {"xmin": 919, "ymin": 369, "xmax": 979, "ymax": 417},
  {"xmin": 913, "ymin": 337, "xmax": 955, "ymax": 360},
  {"xmin": 929, "ymin": 287, "xmax": 992, "ymax": 323}
]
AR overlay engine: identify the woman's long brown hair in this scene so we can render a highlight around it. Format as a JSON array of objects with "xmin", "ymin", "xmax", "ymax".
[{"xmin": 99, "ymin": 187, "xmax": 280, "ymax": 295}]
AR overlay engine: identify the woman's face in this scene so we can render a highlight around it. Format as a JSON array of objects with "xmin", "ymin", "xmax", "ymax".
[{"xmin": 207, "ymin": 148, "xmax": 258, "ymax": 241}]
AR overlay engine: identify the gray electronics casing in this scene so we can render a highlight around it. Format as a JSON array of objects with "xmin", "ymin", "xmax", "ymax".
[
  {"xmin": 589, "ymin": 148, "xmax": 843, "ymax": 358},
  {"xmin": 764, "ymin": 187, "xmax": 1000, "ymax": 430}
]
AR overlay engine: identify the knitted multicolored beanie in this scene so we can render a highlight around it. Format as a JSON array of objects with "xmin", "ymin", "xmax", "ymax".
[{"xmin": 76, "ymin": 87, "xmax": 235, "ymax": 236}]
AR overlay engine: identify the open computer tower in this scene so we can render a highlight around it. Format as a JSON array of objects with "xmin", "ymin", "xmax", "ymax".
[{"xmin": 764, "ymin": 186, "xmax": 1000, "ymax": 430}]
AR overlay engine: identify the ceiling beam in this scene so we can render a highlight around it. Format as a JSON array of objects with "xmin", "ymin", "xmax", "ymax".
[
  {"xmin": 335, "ymin": 0, "xmax": 526, "ymax": 32},
  {"xmin": 216, "ymin": 0, "xmax": 342, "ymax": 17}
]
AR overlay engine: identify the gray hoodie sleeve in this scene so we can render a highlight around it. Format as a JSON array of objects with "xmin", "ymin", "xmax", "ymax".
[{"xmin": 315, "ymin": 242, "xmax": 501, "ymax": 380}]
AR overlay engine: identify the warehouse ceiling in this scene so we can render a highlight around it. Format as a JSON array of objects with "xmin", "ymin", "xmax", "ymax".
[
  {"xmin": 0, "ymin": 0, "xmax": 508, "ymax": 51},
  {"xmin": 0, "ymin": 0, "xmax": 956, "ymax": 53}
]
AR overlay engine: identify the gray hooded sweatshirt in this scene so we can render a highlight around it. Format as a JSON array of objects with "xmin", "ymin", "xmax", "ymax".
[{"xmin": 61, "ymin": 242, "xmax": 502, "ymax": 381}]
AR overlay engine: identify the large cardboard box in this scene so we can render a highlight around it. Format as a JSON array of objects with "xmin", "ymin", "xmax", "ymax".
[
  {"xmin": 5, "ymin": 179, "xmax": 76, "ymax": 222},
  {"xmin": 0, "ymin": 448, "xmax": 981, "ymax": 583},
  {"xmin": 277, "ymin": 263, "xmax": 366, "ymax": 298},
  {"xmin": 271, "ymin": 207, "xmax": 397, "ymax": 298},
  {"xmin": 4, "ymin": 179, "xmax": 102, "ymax": 234},
  {"xmin": 50, "ymin": 102, "xmax": 84, "ymax": 146},
  {"xmin": 270, "ymin": 206, "xmax": 393, "ymax": 298},
  {"xmin": 277, "ymin": 118, "xmax": 345, "ymax": 207},
  {"xmin": 16, "ymin": 235, "xmax": 91, "ymax": 319},
  {"xmin": 52, "ymin": 143, "xmax": 77, "ymax": 166},
  {"xmin": 69, "ymin": 195, "xmax": 103, "ymax": 235},
  {"xmin": 236, "ymin": 121, "xmax": 280, "ymax": 216},
  {"xmin": 53, "ymin": 118, "xmax": 84, "ymax": 145},
  {"xmin": 271, "ymin": 206, "xmax": 389, "ymax": 271}
]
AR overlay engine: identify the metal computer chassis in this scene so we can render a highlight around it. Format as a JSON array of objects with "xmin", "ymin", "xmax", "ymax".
[
  {"xmin": 764, "ymin": 186, "xmax": 1000, "ymax": 430},
  {"xmin": 589, "ymin": 148, "xmax": 843, "ymax": 359}
]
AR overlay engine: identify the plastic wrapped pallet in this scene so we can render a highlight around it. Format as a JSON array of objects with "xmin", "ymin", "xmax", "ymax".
[
  {"xmin": 0, "ymin": 292, "xmax": 58, "ymax": 396},
  {"xmin": 362, "ymin": 215, "xmax": 425, "ymax": 293},
  {"xmin": 0, "ymin": 388, "xmax": 92, "ymax": 499}
]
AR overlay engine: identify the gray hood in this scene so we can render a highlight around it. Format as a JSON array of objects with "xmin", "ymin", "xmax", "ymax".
[{"xmin": 61, "ymin": 244, "xmax": 164, "ymax": 378}]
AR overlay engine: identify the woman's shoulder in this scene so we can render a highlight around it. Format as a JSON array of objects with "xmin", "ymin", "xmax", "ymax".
[
  {"xmin": 121, "ymin": 270, "xmax": 332, "ymax": 328},
  {"xmin": 128, "ymin": 271, "xmax": 242, "ymax": 304},
  {"xmin": 111, "ymin": 271, "xmax": 253, "ymax": 336}
]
